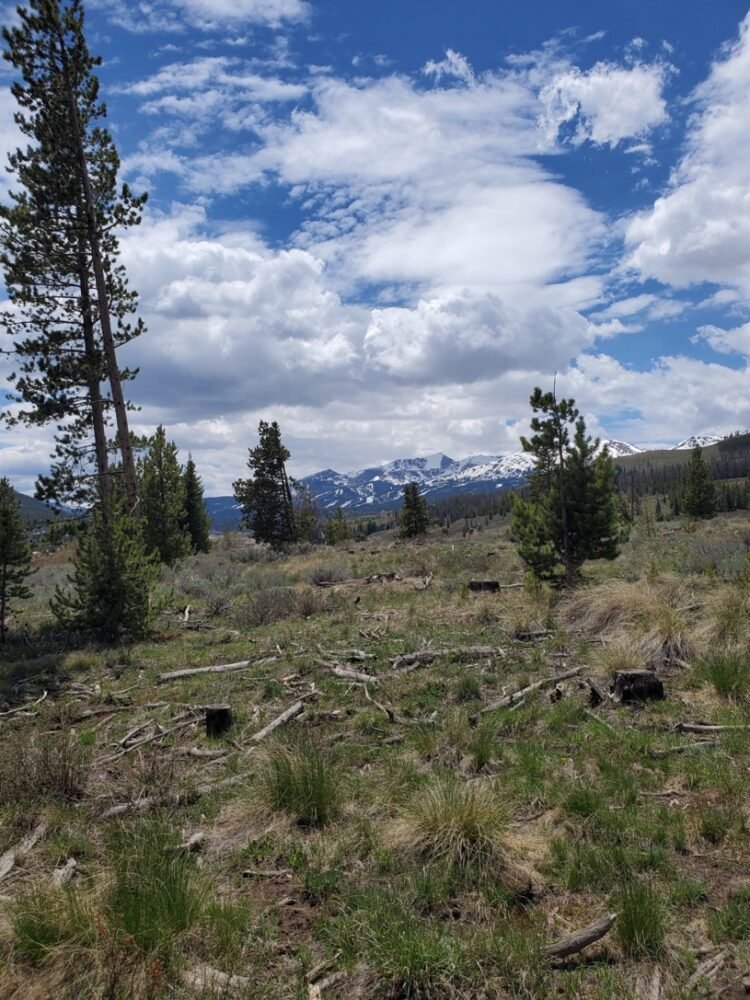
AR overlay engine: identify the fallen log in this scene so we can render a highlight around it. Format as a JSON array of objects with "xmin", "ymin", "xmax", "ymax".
[
  {"xmin": 544, "ymin": 912, "xmax": 617, "ymax": 959},
  {"xmin": 474, "ymin": 667, "xmax": 582, "ymax": 718},
  {"xmin": 331, "ymin": 665, "xmax": 379, "ymax": 685},
  {"xmin": 52, "ymin": 858, "xmax": 77, "ymax": 887},
  {"xmin": 180, "ymin": 965, "xmax": 251, "ymax": 996},
  {"xmin": 0, "ymin": 819, "xmax": 49, "ymax": 883},
  {"xmin": 156, "ymin": 656, "xmax": 277, "ymax": 684},
  {"xmin": 676, "ymin": 722, "xmax": 750, "ymax": 734},
  {"xmin": 252, "ymin": 700, "xmax": 307, "ymax": 742}
]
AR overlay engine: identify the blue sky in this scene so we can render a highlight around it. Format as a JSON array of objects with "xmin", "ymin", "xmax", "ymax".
[{"xmin": 2, "ymin": 0, "xmax": 750, "ymax": 492}]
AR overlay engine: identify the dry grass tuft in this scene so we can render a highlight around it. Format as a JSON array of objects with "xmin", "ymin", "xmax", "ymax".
[
  {"xmin": 563, "ymin": 575, "xmax": 697, "ymax": 666},
  {"xmin": 389, "ymin": 776, "xmax": 507, "ymax": 872}
]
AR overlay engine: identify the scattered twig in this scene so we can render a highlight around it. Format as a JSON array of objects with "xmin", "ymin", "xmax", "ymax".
[
  {"xmin": 474, "ymin": 667, "xmax": 582, "ymax": 718},
  {"xmin": 685, "ymin": 950, "xmax": 726, "ymax": 991},
  {"xmin": 676, "ymin": 722, "xmax": 750, "ymax": 734},
  {"xmin": 544, "ymin": 912, "xmax": 617, "ymax": 959},
  {"xmin": 584, "ymin": 708, "xmax": 616, "ymax": 733},
  {"xmin": 0, "ymin": 690, "xmax": 47, "ymax": 717},
  {"xmin": 363, "ymin": 685, "xmax": 436, "ymax": 726},
  {"xmin": 649, "ymin": 741, "xmax": 717, "ymax": 758},
  {"xmin": 101, "ymin": 694, "xmax": 315, "ymax": 817},
  {"xmin": 242, "ymin": 867, "xmax": 292, "ymax": 879},
  {"xmin": 308, "ymin": 971, "xmax": 347, "ymax": 999}
]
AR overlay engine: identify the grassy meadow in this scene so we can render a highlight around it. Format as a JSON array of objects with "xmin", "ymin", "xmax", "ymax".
[{"xmin": 2, "ymin": 511, "xmax": 750, "ymax": 997}]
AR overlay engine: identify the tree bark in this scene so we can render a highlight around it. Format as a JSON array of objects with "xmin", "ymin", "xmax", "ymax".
[
  {"xmin": 56, "ymin": 29, "xmax": 138, "ymax": 514},
  {"xmin": 76, "ymin": 211, "xmax": 111, "ymax": 514}
]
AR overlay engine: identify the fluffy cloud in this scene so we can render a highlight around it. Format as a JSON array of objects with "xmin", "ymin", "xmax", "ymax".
[
  {"xmin": 538, "ymin": 60, "xmax": 669, "ymax": 148},
  {"xmin": 626, "ymin": 13, "xmax": 750, "ymax": 298},
  {"xmin": 695, "ymin": 321, "xmax": 750, "ymax": 357},
  {"xmin": 92, "ymin": 0, "xmax": 309, "ymax": 33},
  {"xmin": 364, "ymin": 292, "xmax": 593, "ymax": 383}
]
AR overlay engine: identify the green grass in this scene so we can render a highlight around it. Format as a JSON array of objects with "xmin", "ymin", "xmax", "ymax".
[
  {"xmin": 12, "ymin": 886, "xmax": 94, "ymax": 965},
  {"xmin": 257, "ymin": 740, "xmax": 341, "ymax": 827},
  {"xmin": 6, "ymin": 512, "xmax": 750, "ymax": 997},
  {"xmin": 615, "ymin": 881, "xmax": 667, "ymax": 957},
  {"xmin": 105, "ymin": 818, "xmax": 205, "ymax": 959},
  {"xmin": 697, "ymin": 649, "xmax": 750, "ymax": 699},
  {"xmin": 709, "ymin": 886, "xmax": 750, "ymax": 942}
]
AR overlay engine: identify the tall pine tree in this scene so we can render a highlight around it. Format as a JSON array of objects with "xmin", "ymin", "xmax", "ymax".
[
  {"xmin": 682, "ymin": 446, "xmax": 716, "ymax": 519},
  {"xmin": 233, "ymin": 421, "xmax": 296, "ymax": 549},
  {"xmin": 0, "ymin": 479, "xmax": 34, "ymax": 641},
  {"xmin": 182, "ymin": 455, "xmax": 211, "ymax": 554},
  {"xmin": 512, "ymin": 387, "xmax": 619, "ymax": 585},
  {"xmin": 140, "ymin": 426, "xmax": 191, "ymax": 565},
  {"xmin": 0, "ymin": 0, "xmax": 145, "ymax": 513}
]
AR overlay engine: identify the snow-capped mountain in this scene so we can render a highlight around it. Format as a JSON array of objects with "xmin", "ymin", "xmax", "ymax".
[
  {"xmin": 603, "ymin": 439, "xmax": 643, "ymax": 457},
  {"xmin": 203, "ymin": 434, "xmax": 722, "ymax": 526},
  {"xmin": 672, "ymin": 435, "xmax": 722, "ymax": 450}
]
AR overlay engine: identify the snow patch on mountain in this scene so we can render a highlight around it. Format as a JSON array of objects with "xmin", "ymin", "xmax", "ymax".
[{"xmin": 673, "ymin": 435, "xmax": 722, "ymax": 450}]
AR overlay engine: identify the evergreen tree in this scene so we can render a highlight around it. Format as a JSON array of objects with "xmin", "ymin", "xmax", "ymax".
[
  {"xmin": 682, "ymin": 446, "xmax": 716, "ymax": 519},
  {"xmin": 511, "ymin": 387, "xmax": 619, "ymax": 585},
  {"xmin": 293, "ymin": 483, "xmax": 322, "ymax": 544},
  {"xmin": 233, "ymin": 421, "xmax": 296, "ymax": 549},
  {"xmin": 399, "ymin": 482, "xmax": 430, "ymax": 538},
  {"xmin": 324, "ymin": 507, "xmax": 350, "ymax": 545},
  {"xmin": 0, "ymin": 478, "xmax": 34, "ymax": 641},
  {"xmin": 140, "ymin": 426, "xmax": 191, "ymax": 565},
  {"xmin": 182, "ymin": 455, "xmax": 211, "ymax": 554},
  {"xmin": 0, "ymin": 0, "xmax": 146, "ymax": 514},
  {"xmin": 51, "ymin": 500, "xmax": 159, "ymax": 639}
]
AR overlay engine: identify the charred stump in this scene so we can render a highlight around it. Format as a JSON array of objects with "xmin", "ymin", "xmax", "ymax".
[
  {"xmin": 612, "ymin": 671, "xmax": 664, "ymax": 704},
  {"xmin": 205, "ymin": 704, "xmax": 233, "ymax": 739}
]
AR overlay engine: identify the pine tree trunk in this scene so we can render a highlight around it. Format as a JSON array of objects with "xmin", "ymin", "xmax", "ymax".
[
  {"xmin": 56, "ymin": 31, "xmax": 139, "ymax": 515},
  {"xmin": 553, "ymin": 401, "xmax": 574, "ymax": 587},
  {"xmin": 76, "ymin": 215, "xmax": 112, "ymax": 518},
  {"xmin": 0, "ymin": 562, "xmax": 6, "ymax": 642}
]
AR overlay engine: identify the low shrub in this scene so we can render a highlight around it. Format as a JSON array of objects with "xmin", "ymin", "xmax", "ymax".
[
  {"xmin": 304, "ymin": 561, "xmax": 350, "ymax": 585},
  {"xmin": 0, "ymin": 729, "xmax": 90, "ymax": 806}
]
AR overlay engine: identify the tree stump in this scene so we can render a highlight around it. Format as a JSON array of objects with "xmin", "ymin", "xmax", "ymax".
[
  {"xmin": 205, "ymin": 704, "xmax": 233, "ymax": 738},
  {"xmin": 468, "ymin": 581, "xmax": 500, "ymax": 593},
  {"xmin": 612, "ymin": 671, "xmax": 664, "ymax": 704}
]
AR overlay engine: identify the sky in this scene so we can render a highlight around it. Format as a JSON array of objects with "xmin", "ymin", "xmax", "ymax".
[{"xmin": 2, "ymin": 0, "xmax": 750, "ymax": 494}]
